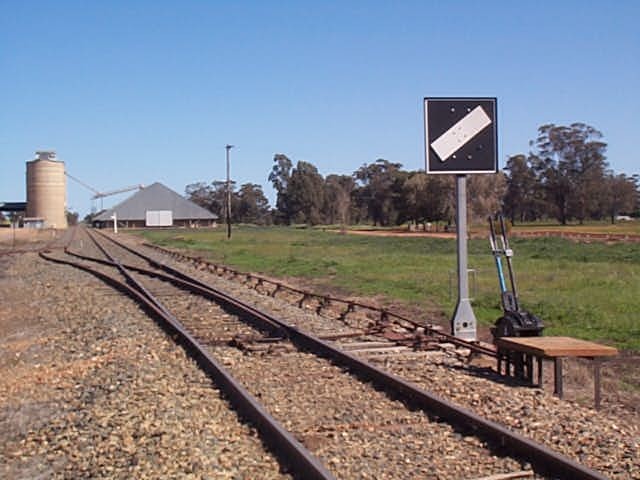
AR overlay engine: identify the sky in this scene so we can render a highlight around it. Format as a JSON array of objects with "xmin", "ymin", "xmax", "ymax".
[{"xmin": 1, "ymin": 1, "xmax": 639, "ymax": 216}]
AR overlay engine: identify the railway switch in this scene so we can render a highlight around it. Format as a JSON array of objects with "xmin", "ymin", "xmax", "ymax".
[{"xmin": 489, "ymin": 215, "xmax": 544, "ymax": 378}]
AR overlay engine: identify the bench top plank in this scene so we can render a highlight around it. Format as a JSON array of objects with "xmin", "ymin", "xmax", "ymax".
[{"xmin": 495, "ymin": 336, "xmax": 618, "ymax": 358}]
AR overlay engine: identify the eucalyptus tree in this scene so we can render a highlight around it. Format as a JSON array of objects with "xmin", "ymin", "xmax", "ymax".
[
  {"xmin": 185, "ymin": 180, "xmax": 235, "ymax": 219},
  {"xmin": 503, "ymin": 154, "xmax": 543, "ymax": 224},
  {"xmin": 467, "ymin": 172, "xmax": 506, "ymax": 223},
  {"xmin": 287, "ymin": 161, "xmax": 325, "ymax": 225},
  {"xmin": 601, "ymin": 173, "xmax": 638, "ymax": 223},
  {"xmin": 323, "ymin": 174, "xmax": 355, "ymax": 226},
  {"xmin": 268, "ymin": 154, "xmax": 293, "ymax": 224},
  {"xmin": 353, "ymin": 159, "xmax": 405, "ymax": 226},
  {"xmin": 185, "ymin": 182, "xmax": 214, "ymax": 211},
  {"xmin": 402, "ymin": 171, "xmax": 430, "ymax": 227},
  {"xmin": 532, "ymin": 123, "xmax": 608, "ymax": 224},
  {"xmin": 236, "ymin": 183, "xmax": 271, "ymax": 224}
]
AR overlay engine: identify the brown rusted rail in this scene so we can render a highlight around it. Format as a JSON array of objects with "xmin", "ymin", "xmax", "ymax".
[
  {"xmin": 140, "ymin": 240, "xmax": 497, "ymax": 357},
  {"xmin": 87, "ymin": 229, "xmax": 607, "ymax": 480},
  {"xmin": 63, "ymin": 249, "xmax": 287, "ymax": 337}
]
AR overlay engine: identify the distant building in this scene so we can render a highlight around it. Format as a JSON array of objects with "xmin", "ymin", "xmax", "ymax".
[
  {"xmin": 0, "ymin": 202, "xmax": 27, "ymax": 227},
  {"xmin": 93, "ymin": 182, "xmax": 218, "ymax": 228}
]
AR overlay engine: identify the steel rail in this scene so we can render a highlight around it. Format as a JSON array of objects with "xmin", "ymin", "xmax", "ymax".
[
  {"xmin": 148, "ymin": 241, "xmax": 497, "ymax": 355},
  {"xmin": 41, "ymin": 247, "xmax": 335, "ymax": 480},
  {"xmin": 63, "ymin": 248, "xmax": 286, "ymax": 337},
  {"xmin": 128, "ymin": 236, "xmax": 497, "ymax": 357},
  {"xmin": 90, "ymin": 229, "xmax": 607, "ymax": 480}
]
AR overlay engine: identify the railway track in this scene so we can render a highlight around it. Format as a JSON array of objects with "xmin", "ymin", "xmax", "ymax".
[
  {"xmin": 142, "ymin": 241, "xmax": 499, "ymax": 359},
  {"xmin": 37, "ymin": 227, "xmax": 614, "ymax": 479}
]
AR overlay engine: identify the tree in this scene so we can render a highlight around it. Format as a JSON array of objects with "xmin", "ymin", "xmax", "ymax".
[
  {"xmin": 402, "ymin": 172, "xmax": 429, "ymax": 227},
  {"xmin": 185, "ymin": 180, "xmax": 234, "ymax": 219},
  {"xmin": 268, "ymin": 154, "xmax": 293, "ymax": 224},
  {"xmin": 427, "ymin": 175, "xmax": 456, "ymax": 226},
  {"xmin": 467, "ymin": 173, "xmax": 506, "ymax": 223},
  {"xmin": 185, "ymin": 182, "xmax": 214, "ymax": 211},
  {"xmin": 503, "ymin": 154, "xmax": 543, "ymax": 224},
  {"xmin": 353, "ymin": 159, "xmax": 405, "ymax": 226},
  {"xmin": 236, "ymin": 183, "xmax": 271, "ymax": 224},
  {"xmin": 532, "ymin": 123, "xmax": 608, "ymax": 224},
  {"xmin": 66, "ymin": 210, "xmax": 79, "ymax": 226},
  {"xmin": 323, "ymin": 174, "xmax": 355, "ymax": 227},
  {"xmin": 287, "ymin": 161, "xmax": 325, "ymax": 225},
  {"xmin": 601, "ymin": 173, "xmax": 637, "ymax": 223}
]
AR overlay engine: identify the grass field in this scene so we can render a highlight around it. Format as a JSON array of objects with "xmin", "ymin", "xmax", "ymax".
[
  {"xmin": 136, "ymin": 226, "xmax": 640, "ymax": 351},
  {"xmin": 512, "ymin": 220, "xmax": 640, "ymax": 235}
]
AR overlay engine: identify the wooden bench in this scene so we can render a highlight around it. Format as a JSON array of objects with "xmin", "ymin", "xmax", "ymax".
[{"xmin": 495, "ymin": 336, "xmax": 618, "ymax": 409}]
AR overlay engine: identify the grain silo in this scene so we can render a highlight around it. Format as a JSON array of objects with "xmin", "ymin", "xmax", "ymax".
[{"xmin": 26, "ymin": 151, "xmax": 68, "ymax": 228}]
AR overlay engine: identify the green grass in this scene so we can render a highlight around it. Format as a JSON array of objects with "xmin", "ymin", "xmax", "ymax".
[{"xmin": 135, "ymin": 226, "xmax": 640, "ymax": 351}]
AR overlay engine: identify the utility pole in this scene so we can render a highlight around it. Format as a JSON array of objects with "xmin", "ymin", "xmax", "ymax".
[{"xmin": 225, "ymin": 144, "xmax": 234, "ymax": 239}]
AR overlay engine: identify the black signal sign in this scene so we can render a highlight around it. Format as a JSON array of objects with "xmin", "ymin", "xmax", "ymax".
[{"xmin": 424, "ymin": 97, "xmax": 497, "ymax": 174}]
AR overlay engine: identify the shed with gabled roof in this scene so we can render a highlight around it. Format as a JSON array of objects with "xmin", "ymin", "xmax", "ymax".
[{"xmin": 93, "ymin": 182, "xmax": 217, "ymax": 228}]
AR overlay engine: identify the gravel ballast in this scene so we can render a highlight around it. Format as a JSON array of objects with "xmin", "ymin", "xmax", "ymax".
[
  {"xmin": 129, "ymin": 235, "xmax": 639, "ymax": 480},
  {"xmin": 0, "ymin": 253, "xmax": 291, "ymax": 479},
  {"xmin": 70, "ymin": 231, "xmax": 536, "ymax": 478},
  {"xmin": 2, "ymin": 228, "xmax": 638, "ymax": 479}
]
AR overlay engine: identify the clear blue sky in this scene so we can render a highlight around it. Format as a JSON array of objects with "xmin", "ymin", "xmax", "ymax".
[{"xmin": 1, "ymin": 1, "xmax": 638, "ymax": 216}]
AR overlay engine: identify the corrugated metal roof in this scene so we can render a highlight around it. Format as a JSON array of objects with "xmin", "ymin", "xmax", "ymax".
[
  {"xmin": 94, "ymin": 182, "xmax": 218, "ymax": 221},
  {"xmin": 0, "ymin": 202, "xmax": 27, "ymax": 211}
]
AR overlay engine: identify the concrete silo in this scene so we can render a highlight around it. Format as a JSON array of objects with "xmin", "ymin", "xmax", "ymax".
[{"xmin": 26, "ymin": 151, "xmax": 68, "ymax": 228}]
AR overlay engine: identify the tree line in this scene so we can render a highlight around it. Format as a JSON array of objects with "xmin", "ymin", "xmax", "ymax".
[
  {"xmin": 185, "ymin": 123, "xmax": 638, "ymax": 227},
  {"xmin": 503, "ymin": 123, "xmax": 637, "ymax": 224}
]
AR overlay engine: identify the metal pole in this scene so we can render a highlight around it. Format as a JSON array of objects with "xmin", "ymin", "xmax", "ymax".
[
  {"xmin": 225, "ymin": 144, "xmax": 234, "ymax": 239},
  {"xmin": 451, "ymin": 174, "xmax": 477, "ymax": 340},
  {"xmin": 499, "ymin": 215, "xmax": 520, "ymax": 311}
]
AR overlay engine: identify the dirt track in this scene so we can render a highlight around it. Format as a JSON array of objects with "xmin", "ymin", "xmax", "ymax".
[{"xmin": 332, "ymin": 229, "xmax": 456, "ymax": 239}]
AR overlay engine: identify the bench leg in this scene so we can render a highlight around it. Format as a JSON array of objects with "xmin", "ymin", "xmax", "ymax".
[
  {"xmin": 514, "ymin": 353, "xmax": 524, "ymax": 379},
  {"xmin": 554, "ymin": 357, "xmax": 563, "ymax": 398},
  {"xmin": 526, "ymin": 354, "xmax": 534, "ymax": 384},
  {"xmin": 594, "ymin": 357, "xmax": 602, "ymax": 409}
]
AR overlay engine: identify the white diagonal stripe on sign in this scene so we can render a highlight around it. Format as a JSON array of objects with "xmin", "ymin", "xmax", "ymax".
[{"xmin": 430, "ymin": 106, "xmax": 491, "ymax": 162}]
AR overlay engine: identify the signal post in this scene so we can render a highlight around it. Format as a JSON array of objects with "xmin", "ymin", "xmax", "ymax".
[{"xmin": 424, "ymin": 97, "xmax": 498, "ymax": 341}]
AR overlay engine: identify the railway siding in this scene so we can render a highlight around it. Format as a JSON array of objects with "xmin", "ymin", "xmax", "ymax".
[
  {"xmin": 2, "ymin": 228, "xmax": 637, "ymax": 478},
  {"xmin": 126, "ymin": 234, "xmax": 638, "ymax": 479},
  {"xmin": 72, "ymin": 230, "xmax": 534, "ymax": 478}
]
